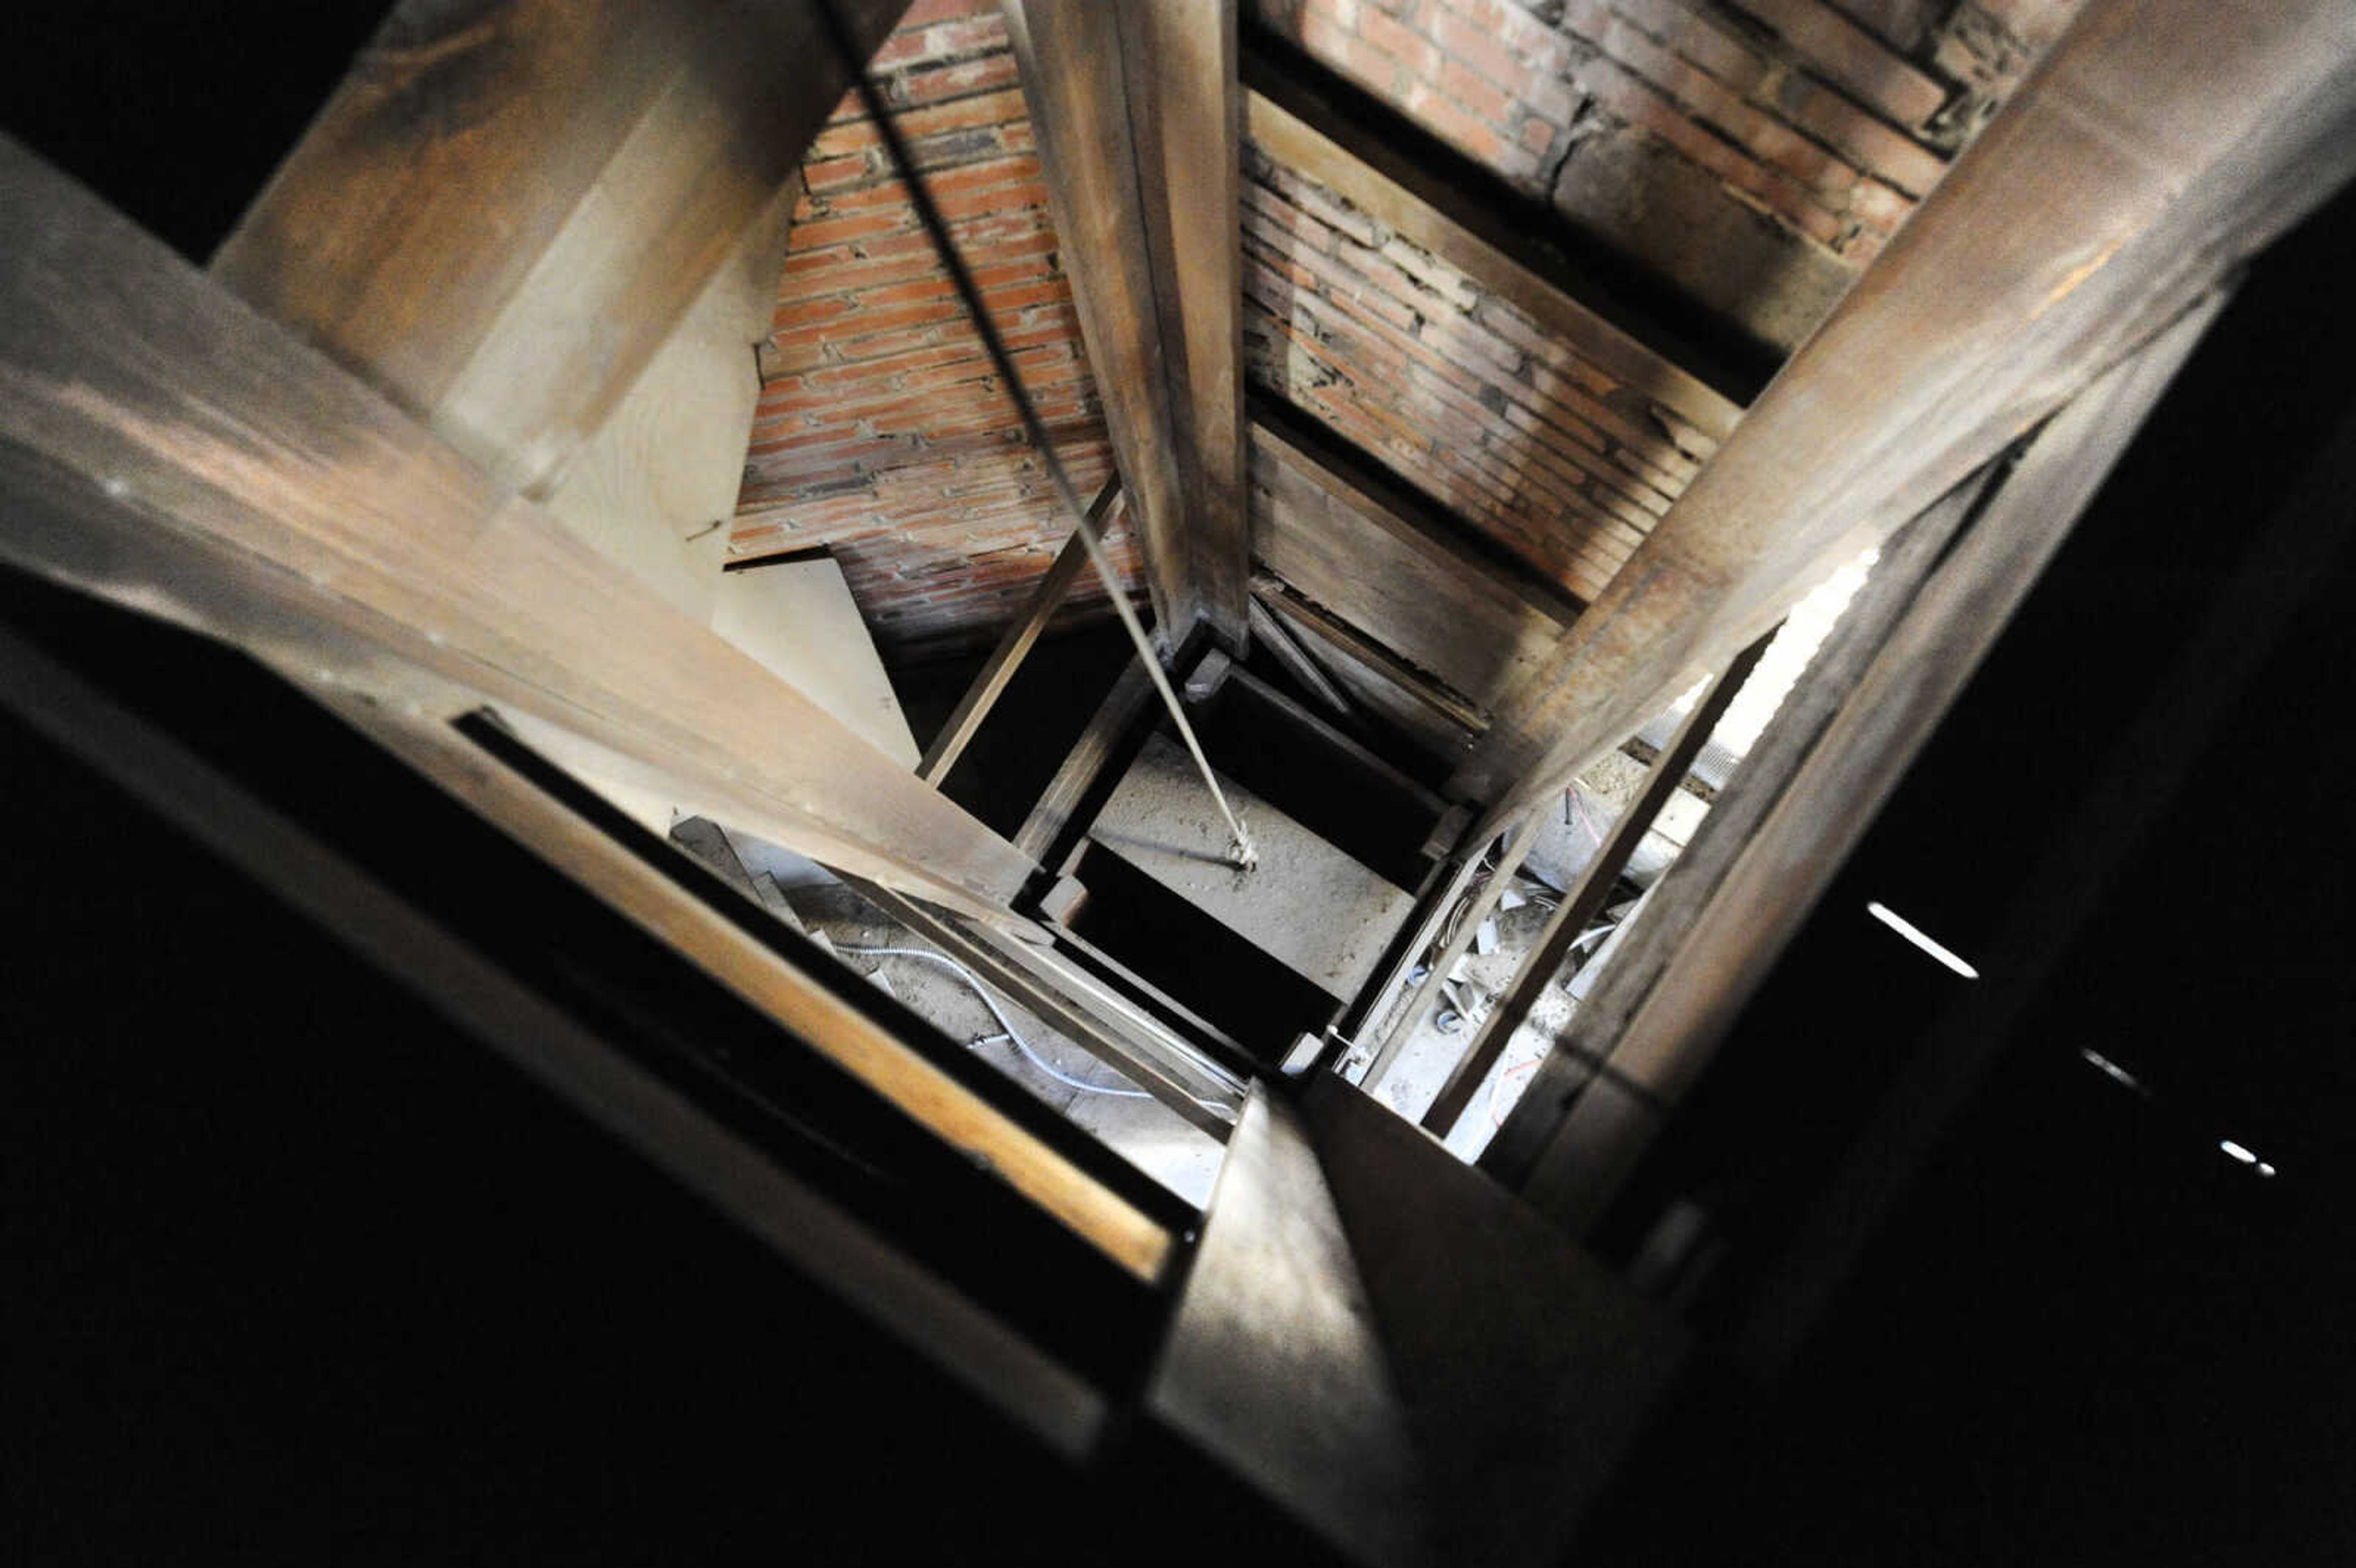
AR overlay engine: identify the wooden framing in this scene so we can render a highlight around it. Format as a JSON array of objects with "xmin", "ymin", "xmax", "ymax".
[
  {"xmin": 920, "ymin": 480, "xmax": 1122, "ymax": 784},
  {"xmin": 1419, "ymin": 630, "xmax": 1771, "ymax": 1137},
  {"xmin": 1000, "ymin": 0, "xmax": 1250, "ymax": 650},
  {"xmin": 1480, "ymin": 298, "xmax": 2224, "ymax": 1232},
  {"xmin": 0, "ymin": 138, "xmax": 1037, "ymax": 925},
  {"xmin": 1251, "ymin": 395, "xmax": 1584, "ymax": 708},
  {"xmin": 1253, "ymin": 580, "xmax": 1488, "ymax": 764},
  {"xmin": 1241, "ymin": 45, "xmax": 1750, "ymax": 446},
  {"xmin": 1455, "ymin": 0, "xmax": 2356, "ymax": 815},
  {"xmin": 212, "ymin": 0, "xmax": 908, "ymax": 499}
]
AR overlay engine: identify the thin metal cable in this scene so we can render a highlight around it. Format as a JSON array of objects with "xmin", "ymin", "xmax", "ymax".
[{"xmin": 811, "ymin": 0, "xmax": 1258, "ymax": 870}]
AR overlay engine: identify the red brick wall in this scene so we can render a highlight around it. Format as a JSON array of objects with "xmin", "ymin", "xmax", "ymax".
[
  {"xmin": 731, "ymin": 0, "xmax": 1141, "ymax": 664},
  {"xmin": 1243, "ymin": 143, "xmax": 1707, "ymax": 604},
  {"xmin": 1253, "ymin": 0, "xmax": 2081, "ymax": 350}
]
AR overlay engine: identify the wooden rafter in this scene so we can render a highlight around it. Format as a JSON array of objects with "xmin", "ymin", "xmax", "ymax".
[
  {"xmin": 999, "ymin": 0, "xmax": 1251, "ymax": 651},
  {"xmin": 1456, "ymin": 0, "xmax": 2356, "ymax": 815}
]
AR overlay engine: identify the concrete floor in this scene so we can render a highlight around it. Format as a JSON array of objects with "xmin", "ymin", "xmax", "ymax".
[{"xmin": 785, "ymin": 883, "xmax": 1226, "ymax": 1207}]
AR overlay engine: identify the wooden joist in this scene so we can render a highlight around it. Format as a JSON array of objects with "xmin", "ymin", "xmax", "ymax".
[
  {"xmin": 0, "ymin": 137, "xmax": 1039, "ymax": 926},
  {"xmin": 212, "ymin": 0, "xmax": 909, "ymax": 499},
  {"xmin": 920, "ymin": 480, "xmax": 1121, "ymax": 784},
  {"xmin": 1242, "ymin": 52, "xmax": 1749, "ymax": 448},
  {"xmin": 1001, "ymin": 0, "xmax": 1250, "ymax": 649},
  {"xmin": 1252, "ymin": 581, "xmax": 1487, "ymax": 767},
  {"xmin": 1481, "ymin": 298, "xmax": 2224, "ymax": 1232},
  {"xmin": 1250, "ymin": 397, "xmax": 1582, "ymax": 708},
  {"xmin": 1456, "ymin": 0, "xmax": 2356, "ymax": 814},
  {"xmin": 1419, "ymin": 629, "xmax": 1771, "ymax": 1137}
]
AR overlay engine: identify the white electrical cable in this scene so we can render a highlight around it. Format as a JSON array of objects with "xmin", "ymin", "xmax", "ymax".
[{"xmin": 839, "ymin": 944, "xmax": 1228, "ymax": 1110}]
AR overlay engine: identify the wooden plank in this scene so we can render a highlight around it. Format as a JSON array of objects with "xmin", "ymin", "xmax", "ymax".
[
  {"xmin": 1242, "ymin": 70, "xmax": 1746, "ymax": 449},
  {"xmin": 1419, "ymin": 631, "xmax": 1771, "ymax": 1137},
  {"xmin": 920, "ymin": 480, "xmax": 1118, "ymax": 783},
  {"xmin": 1303, "ymin": 1077, "xmax": 1686, "ymax": 1568},
  {"xmin": 1001, "ymin": 0, "xmax": 1247, "ymax": 647},
  {"xmin": 1147, "ymin": 1083, "xmax": 1431, "ymax": 1568},
  {"xmin": 1360, "ymin": 817, "xmax": 1540, "ymax": 1095},
  {"xmin": 1253, "ymin": 583, "xmax": 1488, "ymax": 773},
  {"xmin": 1247, "ymin": 596, "xmax": 1353, "ymax": 720},
  {"xmin": 1252, "ymin": 402, "xmax": 1581, "ymax": 705},
  {"xmin": 0, "ymin": 137, "xmax": 1037, "ymax": 926},
  {"xmin": 1483, "ymin": 300, "xmax": 2222, "ymax": 1230},
  {"xmin": 1012, "ymin": 655, "xmax": 1158, "ymax": 864},
  {"xmin": 1457, "ymin": 0, "xmax": 2356, "ymax": 813},
  {"xmin": 212, "ymin": 0, "xmax": 908, "ymax": 498},
  {"xmin": 0, "ymin": 615, "xmax": 1158, "ymax": 1422}
]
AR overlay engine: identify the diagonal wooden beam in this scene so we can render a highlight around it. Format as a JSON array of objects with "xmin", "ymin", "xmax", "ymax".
[
  {"xmin": 1000, "ymin": 0, "xmax": 1250, "ymax": 650},
  {"xmin": 212, "ymin": 0, "xmax": 907, "ymax": 499},
  {"xmin": 1481, "ymin": 297, "xmax": 2224, "ymax": 1232},
  {"xmin": 920, "ymin": 478, "xmax": 1121, "ymax": 784},
  {"xmin": 1455, "ymin": 0, "xmax": 2356, "ymax": 818},
  {"xmin": 1419, "ymin": 630, "xmax": 1771, "ymax": 1137},
  {"xmin": 0, "ymin": 136, "xmax": 1037, "ymax": 926}
]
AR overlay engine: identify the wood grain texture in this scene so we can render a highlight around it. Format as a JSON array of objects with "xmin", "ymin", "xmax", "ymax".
[
  {"xmin": 1, "ymin": 137, "xmax": 1038, "ymax": 926},
  {"xmin": 1419, "ymin": 631, "xmax": 1770, "ymax": 1137},
  {"xmin": 920, "ymin": 481, "xmax": 1118, "ymax": 783},
  {"xmin": 1485, "ymin": 300, "xmax": 2220, "ymax": 1228},
  {"xmin": 1460, "ymin": 0, "xmax": 2356, "ymax": 812},
  {"xmin": 1252, "ymin": 581, "xmax": 1487, "ymax": 766},
  {"xmin": 1000, "ymin": 0, "xmax": 1247, "ymax": 646},
  {"xmin": 1148, "ymin": 1084, "xmax": 1430, "ymax": 1567},
  {"xmin": 212, "ymin": 0, "xmax": 906, "ymax": 497},
  {"xmin": 1251, "ymin": 409, "xmax": 1580, "ymax": 707}
]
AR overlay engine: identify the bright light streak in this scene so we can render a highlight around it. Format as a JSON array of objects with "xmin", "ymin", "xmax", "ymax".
[
  {"xmin": 2220, "ymin": 1139, "xmax": 2277, "ymax": 1176},
  {"xmin": 1865, "ymin": 901, "xmax": 1979, "ymax": 979},
  {"xmin": 2078, "ymin": 1048, "xmax": 2146, "ymax": 1093}
]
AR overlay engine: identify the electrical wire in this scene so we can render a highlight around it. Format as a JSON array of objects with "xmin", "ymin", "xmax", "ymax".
[
  {"xmin": 810, "ymin": 0, "xmax": 1258, "ymax": 872},
  {"xmin": 838, "ymin": 943, "xmax": 1228, "ymax": 1110}
]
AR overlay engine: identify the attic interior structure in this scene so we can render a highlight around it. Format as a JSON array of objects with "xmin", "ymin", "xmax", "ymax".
[{"xmin": 9, "ymin": 1, "xmax": 2356, "ymax": 1562}]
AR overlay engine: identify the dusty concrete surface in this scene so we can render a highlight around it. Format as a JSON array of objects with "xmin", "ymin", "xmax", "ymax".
[
  {"xmin": 1091, "ymin": 732, "xmax": 1419, "ymax": 1001},
  {"xmin": 786, "ymin": 883, "xmax": 1225, "ymax": 1208}
]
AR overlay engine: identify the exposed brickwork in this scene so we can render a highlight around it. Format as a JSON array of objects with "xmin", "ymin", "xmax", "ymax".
[
  {"xmin": 1243, "ymin": 141, "xmax": 1711, "ymax": 605},
  {"xmin": 730, "ymin": 0, "xmax": 1141, "ymax": 663}
]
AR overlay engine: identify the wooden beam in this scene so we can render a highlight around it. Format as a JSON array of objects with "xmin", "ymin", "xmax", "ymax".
[
  {"xmin": 1457, "ymin": 0, "xmax": 2356, "ymax": 813},
  {"xmin": 1253, "ymin": 580, "xmax": 1487, "ymax": 742},
  {"xmin": 1251, "ymin": 397, "xmax": 1582, "ymax": 706},
  {"xmin": 1419, "ymin": 631, "xmax": 1771, "ymax": 1137},
  {"xmin": 212, "ymin": 0, "xmax": 908, "ymax": 498},
  {"xmin": 0, "ymin": 137, "xmax": 1037, "ymax": 926},
  {"xmin": 1482, "ymin": 298, "xmax": 2222, "ymax": 1231},
  {"xmin": 1359, "ymin": 817, "xmax": 1540, "ymax": 1096},
  {"xmin": 920, "ymin": 480, "xmax": 1118, "ymax": 784},
  {"xmin": 1012, "ymin": 655, "xmax": 1160, "ymax": 865},
  {"xmin": 1247, "ymin": 596, "xmax": 1353, "ymax": 721},
  {"xmin": 1242, "ymin": 56, "xmax": 1748, "ymax": 450},
  {"xmin": 1147, "ymin": 1084, "xmax": 1430, "ymax": 1567},
  {"xmin": 1000, "ymin": 0, "xmax": 1250, "ymax": 648}
]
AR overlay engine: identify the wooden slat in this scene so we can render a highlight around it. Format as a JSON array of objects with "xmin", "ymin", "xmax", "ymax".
[
  {"xmin": 1247, "ymin": 596, "xmax": 1353, "ymax": 720},
  {"xmin": 1001, "ymin": 0, "xmax": 1249, "ymax": 647},
  {"xmin": 1457, "ymin": 0, "xmax": 2356, "ymax": 812},
  {"xmin": 1360, "ymin": 818, "xmax": 1540, "ymax": 1095},
  {"xmin": 1147, "ymin": 1083, "xmax": 1430, "ymax": 1568},
  {"xmin": 0, "ymin": 137, "xmax": 1038, "ymax": 926},
  {"xmin": 1242, "ymin": 70, "xmax": 1746, "ymax": 450},
  {"xmin": 1012, "ymin": 655, "xmax": 1159, "ymax": 864},
  {"xmin": 1252, "ymin": 580, "xmax": 1488, "ymax": 765},
  {"xmin": 212, "ymin": 0, "xmax": 909, "ymax": 498},
  {"xmin": 1419, "ymin": 631, "xmax": 1771, "ymax": 1136},
  {"xmin": 1303, "ymin": 1077, "xmax": 1686, "ymax": 1568},
  {"xmin": 1252, "ymin": 403, "xmax": 1581, "ymax": 705},
  {"xmin": 0, "ymin": 616, "xmax": 1122, "ymax": 1456},
  {"xmin": 1484, "ymin": 299, "xmax": 2222, "ymax": 1230},
  {"xmin": 920, "ymin": 480, "xmax": 1117, "ymax": 783}
]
